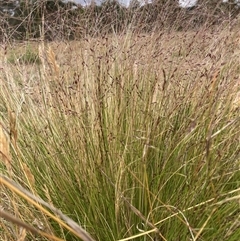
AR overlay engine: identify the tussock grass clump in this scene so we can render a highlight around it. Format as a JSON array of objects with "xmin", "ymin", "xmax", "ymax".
[{"xmin": 0, "ymin": 28, "xmax": 240, "ymax": 241}]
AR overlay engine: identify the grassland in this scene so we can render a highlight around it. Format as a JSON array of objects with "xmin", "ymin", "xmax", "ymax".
[{"xmin": 0, "ymin": 26, "xmax": 240, "ymax": 241}]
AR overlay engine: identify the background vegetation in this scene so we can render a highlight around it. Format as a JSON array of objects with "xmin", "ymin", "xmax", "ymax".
[
  {"xmin": 0, "ymin": 1, "xmax": 240, "ymax": 241},
  {"xmin": 1, "ymin": 0, "xmax": 240, "ymax": 40}
]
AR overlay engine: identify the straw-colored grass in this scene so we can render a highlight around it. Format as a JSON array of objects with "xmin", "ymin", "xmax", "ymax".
[{"xmin": 0, "ymin": 27, "xmax": 240, "ymax": 241}]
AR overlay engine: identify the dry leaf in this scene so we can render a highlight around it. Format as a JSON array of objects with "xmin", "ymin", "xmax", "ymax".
[
  {"xmin": 0, "ymin": 122, "xmax": 11, "ymax": 170},
  {"xmin": 17, "ymin": 227, "xmax": 27, "ymax": 241},
  {"xmin": 23, "ymin": 163, "xmax": 35, "ymax": 187},
  {"xmin": 9, "ymin": 110, "xmax": 18, "ymax": 148}
]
